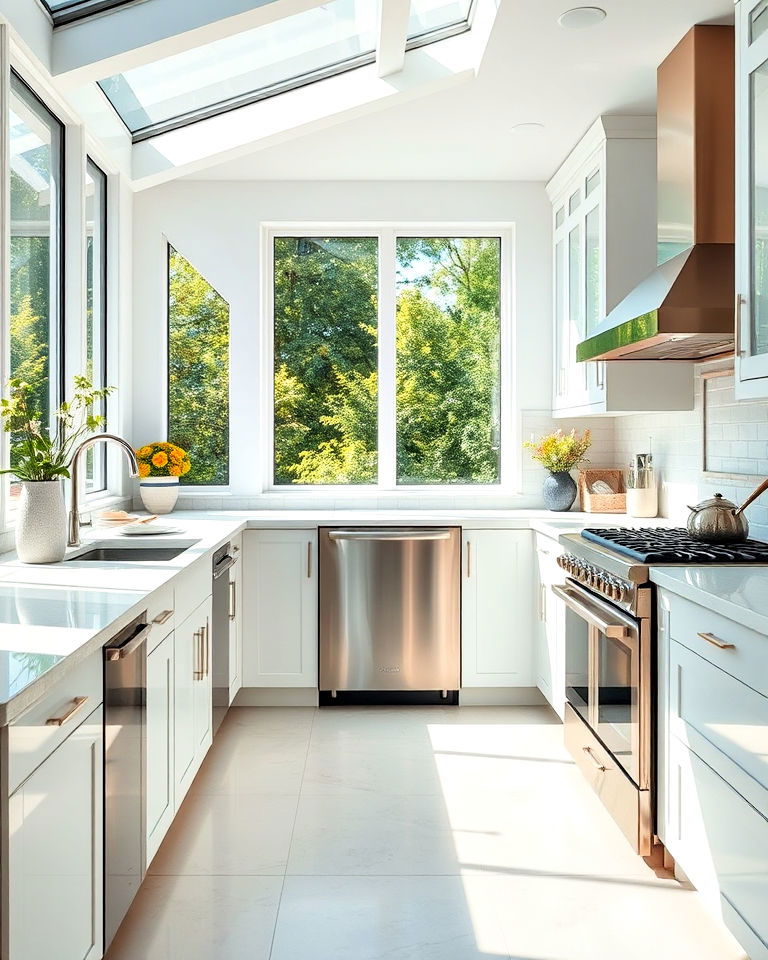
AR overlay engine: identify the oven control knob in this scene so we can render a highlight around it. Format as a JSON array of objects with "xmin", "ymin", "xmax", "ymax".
[{"xmin": 614, "ymin": 581, "xmax": 625, "ymax": 602}]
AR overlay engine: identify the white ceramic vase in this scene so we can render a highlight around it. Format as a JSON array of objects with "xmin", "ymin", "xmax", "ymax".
[
  {"xmin": 140, "ymin": 476, "xmax": 180, "ymax": 515},
  {"xmin": 16, "ymin": 480, "xmax": 67, "ymax": 564}
]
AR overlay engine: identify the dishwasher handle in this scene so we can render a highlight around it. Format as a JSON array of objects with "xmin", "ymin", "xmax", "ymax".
[
  {"xmin": 328, "ymin": 528, "xmax": 452, "ymax": 542},
  {"xmin": 105, "ymin": 622, "xmax": 153, "ymax": 661},
  {"xmin": 213, "ymin": 554, "xmax": 237, "ymax": 580}
]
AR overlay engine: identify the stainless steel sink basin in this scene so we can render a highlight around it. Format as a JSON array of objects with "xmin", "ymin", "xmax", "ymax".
[{"xmin": 67, "ymin": 547, "xmax": 189, "ymax": 562}]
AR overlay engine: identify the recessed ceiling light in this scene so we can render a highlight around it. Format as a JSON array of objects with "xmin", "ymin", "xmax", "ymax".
[
  {"xmin": 558, "ymin": 6, "xmax": 607, "ymax": 29},
  {"xmin": 511, "ymin": 122, "xmax": 545, "ymax": 133}
]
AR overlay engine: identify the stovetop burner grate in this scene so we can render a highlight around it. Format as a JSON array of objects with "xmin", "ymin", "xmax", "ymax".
[{"xmin": 581, "ymin": 527, "xmax": 768, "ymax": 564}]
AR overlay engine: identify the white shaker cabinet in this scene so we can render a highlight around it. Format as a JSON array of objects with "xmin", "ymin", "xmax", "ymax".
[
  {"xmin": 657, "ymin": 589, "xmax": 768, "ymax": 960},
  {"xmin": 534, "ymin": 533, "xmax": 566, "ymax": 718},
  {"xmin": 7, "ymin": 706, "xmax": 104, "ymax": 960},
  {"xmin": 736, "ymin": 0, "xmax": 768, "ymax": 398},
  {"xmin": 547, "ymin": 116, "xmax": 692, "ymax": 416},
  {"xmin": 146, "ymin": 628, "xmax": 174, "ymax": 865},
  {"xmin": 242, "ymin": 529, "xmax": 318, "ymax": 688},
  {"xmin": 174, "ymin": 596, "xmax": 213, "ymax": 807},
  {"xmin": 461, "ymin": 529, "xmax": 534, "ymax": 687}
]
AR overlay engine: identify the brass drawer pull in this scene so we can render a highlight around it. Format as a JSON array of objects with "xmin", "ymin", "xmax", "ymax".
[
  {"xmin": 698, "ymin": 631, "xmax": 735, "ymax": 650},
  {"xmin": 153, "ymin": 609, "xmax": 174, "ymax": 625},
  {"xmin": 46, "ymin": 696, "xmax": 89, "ymax": 727},
  {"xmin": 582, "ymin": 746, "xmax": 607, "ymax": 771}
]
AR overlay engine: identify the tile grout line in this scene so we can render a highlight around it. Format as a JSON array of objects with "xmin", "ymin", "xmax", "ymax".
[{"xmin": 267, "ymin": 708, "xmax": 318, "ymax": 960}]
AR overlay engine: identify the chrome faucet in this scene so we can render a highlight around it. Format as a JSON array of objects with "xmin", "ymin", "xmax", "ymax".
[{"xmin": 68, "ymin": 433, "xmax": 140, "ymax": 547}]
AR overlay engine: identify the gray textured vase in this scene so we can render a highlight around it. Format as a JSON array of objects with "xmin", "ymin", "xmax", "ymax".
[
  {"xmin": 16, "ymin": 480, "xmax": 67, "ymax": 564},
  {"xmin": 542, "ymin": 470, "xmax": 577, "ymax": 512}
]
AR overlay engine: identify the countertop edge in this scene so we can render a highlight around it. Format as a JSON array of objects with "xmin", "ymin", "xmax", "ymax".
[{"xmin": 650, "ymin": 567, "xmax": 768, "ymax": 636}]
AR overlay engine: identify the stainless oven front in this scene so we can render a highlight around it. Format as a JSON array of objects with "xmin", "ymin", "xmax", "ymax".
[{"xmin": 554, "ymin": 580, "xmax": 651, "ymax": 791}]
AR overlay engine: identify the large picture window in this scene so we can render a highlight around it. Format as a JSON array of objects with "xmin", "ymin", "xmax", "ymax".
[
  {"xmin": 9, "ymin": 73, "xmax": 64, "ymax": 489},
  {"xmin": 85, "ymin": 158, "xmax": 108, "ymax": 493},
  {"xmin": 270, "ymin": 228, "xmax": 507, "ymax": 489},
  {"xmin": 167, "ymin": 245, "xmax": 230, "ymax": 485}
]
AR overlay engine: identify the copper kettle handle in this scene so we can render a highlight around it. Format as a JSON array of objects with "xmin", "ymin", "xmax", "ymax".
[{"xmin": 734, "ymin": 477, "xmax": 768, "ymax": 517}]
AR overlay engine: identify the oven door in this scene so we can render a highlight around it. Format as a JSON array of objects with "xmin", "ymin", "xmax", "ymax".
[{"xmin": 554, "ymin": 580, "xmax": 647, "ymax": 789}]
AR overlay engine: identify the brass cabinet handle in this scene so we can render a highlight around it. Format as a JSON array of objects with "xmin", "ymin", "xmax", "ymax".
[
  {"xmin": 698, "ymin": 631, "xmax": 735, "ymax": 650},
  {"xmin": 735, "ymin": 293, "xmax": 745, "ymax": 358},
  {"xmin": 46, "ymin": 696, "xmax": 89, "ymax": 727},
  {"xmin": 466, "ymin": 541, "xmax": 471, "ymax": 578},
  {"xmin": 583, "ymin": 745, "xmax": 608, "ymax": 772},
  {"xmin": 229, "ymin": 580, "xmax": 237, "ymax": 622},
  {"xmin": 307, "ymin": 541, "xmax": 312, "ymax": 578},
  {"xmin": 153, "ymin": 609, "xmax": 173, "ymax": 625}
]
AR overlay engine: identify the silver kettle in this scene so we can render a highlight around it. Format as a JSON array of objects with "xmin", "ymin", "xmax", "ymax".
[{"xmin": 686, "ymin": 478, "xmax": 768, "ymax": 543}]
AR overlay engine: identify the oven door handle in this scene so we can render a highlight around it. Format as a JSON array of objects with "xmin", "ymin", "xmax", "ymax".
[{"xmin": 552, "ymin": 584, "xmax": 630, "ymax": 638}]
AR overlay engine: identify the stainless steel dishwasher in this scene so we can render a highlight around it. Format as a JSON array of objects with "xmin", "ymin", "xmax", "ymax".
[
  {"xmin": 104, "ymin": 612, "xmax": 151, "ymax": 949},
  {"xmin": 319, "ymin": 527, "xmax": 461, "ymax": 699}
]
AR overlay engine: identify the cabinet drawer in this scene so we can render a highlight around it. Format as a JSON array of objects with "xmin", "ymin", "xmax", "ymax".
[
  {"xmin": 670, "ymin": 639, "xmax": 768, "ymax": 797},
  {"xmin": 174, "ymin": 556, "xmax": 211, "ymax": 625},
  {"xmin": 146, "ymin": 583, "xmax": 175, "ymax": 652},
  {"xmin": 8, "ymin": 651, "xmax": 103, "ymax": 795},
  {"xmin": 667, "ymin": 736, "xmax": 768, "ymax": 955},
  {"xmin": 667, "ymin": 592, "xmax": 768, "ymax": 697}
]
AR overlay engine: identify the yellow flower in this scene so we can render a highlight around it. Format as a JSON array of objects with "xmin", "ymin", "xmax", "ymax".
[
  {"xmin": 137, "ymin": 445, "xmax": 152, "ymax": 458},
  {"xmin": 181, "ymin": 461, "xmax": 191, "ymax": 475},
  {"xmin": 152, "ymin": 451, "xmax": 168, "ymax": 468},
  {"xmin": 170, "ymin": 449, "xmax": 184, "ymax": 465},
  {"xmin": 138, "ymin": 462, "xmax": 150, "ymax": 478},
  {"xmin": 168, "ymin": 464, "xmax": 182, "ymax": 477}
]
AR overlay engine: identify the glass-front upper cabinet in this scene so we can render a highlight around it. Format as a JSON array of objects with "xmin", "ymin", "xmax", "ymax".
[
  {"xmin": 736, "ymin": 0, "xmax": 768, "ymax": 397},
  {"xmin": 547, "ymin": 116, "xmax": 661, "ymax": 417}
]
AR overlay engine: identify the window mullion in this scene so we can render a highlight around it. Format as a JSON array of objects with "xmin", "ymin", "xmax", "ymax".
[{"xmin": 377, "ymin": 228, "xmax": 397, "ymax": 490}]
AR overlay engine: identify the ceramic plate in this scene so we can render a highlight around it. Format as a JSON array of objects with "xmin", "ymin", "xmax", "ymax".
[{"xmin": 120, "ymin": 524, "xmax": 184, "ymax": 536}]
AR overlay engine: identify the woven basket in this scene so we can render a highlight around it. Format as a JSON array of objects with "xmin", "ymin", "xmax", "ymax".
[{"xmin": 578, "ymin": 469, "xmax": 626, "ymax": 514}]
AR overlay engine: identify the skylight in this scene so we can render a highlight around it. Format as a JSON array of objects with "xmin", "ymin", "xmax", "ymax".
[
  {"xmin": 41, "ymin": 0, "xmax": 140, "ymax": 27},
  {"xmin": 98, "ymin": 0, "xmax": 475, "ymax": 142}
]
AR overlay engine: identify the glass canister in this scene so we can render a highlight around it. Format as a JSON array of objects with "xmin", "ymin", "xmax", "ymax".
[{"xmin": 626, "ymin": 452, "xmax": 658, "ymax": 518}]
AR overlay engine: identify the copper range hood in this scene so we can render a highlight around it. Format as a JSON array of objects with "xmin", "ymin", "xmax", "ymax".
[{"xmin": 577, "ymin": 25, "xmax": 735, "ymax": 363}]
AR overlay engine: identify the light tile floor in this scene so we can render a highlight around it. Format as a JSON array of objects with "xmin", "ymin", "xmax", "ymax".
[{"xmin": 106, "ymin": 706, "xmax": 748, "ymax": 960}]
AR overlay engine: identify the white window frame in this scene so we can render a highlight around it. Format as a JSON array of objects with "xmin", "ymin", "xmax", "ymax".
[
  {"xmin": 0, "ymin": 38, "xmax": 128, "ymax": 535},
  {"xmin": 261, "ymin": 221, "xmax": 517, "ymax": 496}
]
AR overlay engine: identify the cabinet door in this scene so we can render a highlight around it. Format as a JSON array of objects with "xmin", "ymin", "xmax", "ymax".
[
  {"xmin": 737, "ymin": 0, "xmax": 768, "ymax": 396},
  {"xmin": 242, "ymin": 530, "xmax": 318, "ymax": 688},
  {"xmin": 147, "ymin": 630, "xmax": 174, "ymax": 864},
  {"xmin": 461, "ymin": 530, "xmax": 534, "ymax": 687},
  {"xmin": 193, "ymin": 597, "xmax": 213, "ymax": 753},
  {"xmin": 229, "ymin": 537, "xmax": 243, "ymax": 696},
  {"xmin": 173, "ymin": 612, "xmax": 197, "ymax": 804},
  {"xmin": 8, "ymin": 706, "xmax": 103, "ymax": 960},
  {"xmin": 535, "ymin": 540, "xmax": 566, "ymax": 718}
]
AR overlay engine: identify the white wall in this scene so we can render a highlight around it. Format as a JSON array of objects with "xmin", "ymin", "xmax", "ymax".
[{"xmin": 132, "ymin": 179, "xmax": 556, "ymax": 505}]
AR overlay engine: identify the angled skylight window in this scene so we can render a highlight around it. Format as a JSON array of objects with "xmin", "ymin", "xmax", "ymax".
[
  {"xmin": 408, "ymin": 0, "xmax": 472, "ymax": 40},
  {"xmin": 41, "ymin": 0, "xmax": 140, "ymax": 26},
  {"xmin": 98, "ymin": 0, "xmax": 475, "ymax": 142}
]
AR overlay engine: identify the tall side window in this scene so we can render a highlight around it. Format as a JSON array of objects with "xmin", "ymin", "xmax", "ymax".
[
  {"xmin": 168, "ymin": 245, "xmax": 230, "ymax": 485},
  {"xmin": 9, "ymin": 74, "xmax": 64, "ymax": 494},
  {"xmin": 85, "ymin": 158, "xmax": 108, "ymax": 493}
]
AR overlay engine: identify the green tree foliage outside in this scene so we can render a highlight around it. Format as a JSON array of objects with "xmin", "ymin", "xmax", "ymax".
[
  {"xmin": 274, "ymin": 237, "xmax": 379, "ymax": 485},
  {"xmin": 396, "ymin": 237, "xmax": 501, "ymax": 484},
  {"xmin": 273, "ymin": 235, "xmax": 501, "ymax": 486},
  {"xmin": 168, "ymin": 246, "xmax": 230, "ymax": 485}
]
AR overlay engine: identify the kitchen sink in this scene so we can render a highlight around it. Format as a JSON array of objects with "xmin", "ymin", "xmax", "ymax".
[{"xmin": 67, "ymin": 547, "xmax": 189, "ymax": 562}]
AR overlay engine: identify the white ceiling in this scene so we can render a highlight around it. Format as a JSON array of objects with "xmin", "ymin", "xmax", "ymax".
[{"xmin": 183, "ymin": 0, "xmax": 733, "ymax": 183}]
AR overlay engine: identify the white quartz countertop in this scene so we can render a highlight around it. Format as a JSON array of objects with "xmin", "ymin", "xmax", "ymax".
[
  {"xmin": 0, "ymin": 507, "xmax": 671, "ymax": 723},
  {"xmin": 650, "ymin": 565, "xmax": 768, "ymax": 636},
  {"xmin": 0, "ymin": 517, "xmax": 246, "ymax": 723}
]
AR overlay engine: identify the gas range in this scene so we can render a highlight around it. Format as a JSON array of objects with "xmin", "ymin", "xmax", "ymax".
[{"xmin": 557, "ymin": 527, "xmax": 768, "ymax": 616}]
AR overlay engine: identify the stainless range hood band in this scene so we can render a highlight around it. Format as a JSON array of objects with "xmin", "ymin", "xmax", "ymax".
[{"xmin": 576, "ymin": 312, "xmax": 660, "ymax": 362}]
